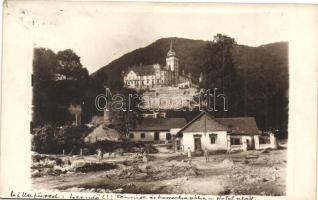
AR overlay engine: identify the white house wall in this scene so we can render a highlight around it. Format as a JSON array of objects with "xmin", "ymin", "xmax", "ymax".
[
  {"xmin": 159, "ymin": 131, "xmax": 170, "ymax": 141},
  {"xmin": 129, "ymin": 131, "xmax": 154, "ymax": 142},
  {"xmin": 254, "ymin": 135, "xmax": 260, "ymax": 150},
  {"xmin": 182, "ymin": 132, "xmax": 263, "ymax": 152},
  {"xmin": 170, "ymin": 128, "xmax": 181, "ymax": 136},
  {"xmin": 182, "ymin": 131, "xmax": 228, "ymax": 152},
  {"xmin": 226, "ymin": 135, "xmax": 252, "ymax": 151},
  {"xmin": 259, "ymin": 133, "xmax": 277, "ymax": 149},
  {"xmin": 129, "ymin": 131, "xmax": 172, "ymax": 142}
]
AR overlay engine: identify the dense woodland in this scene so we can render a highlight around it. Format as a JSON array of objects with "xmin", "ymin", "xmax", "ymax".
[
  {"xmin": 32, "ymin": 48, "xmax": 101, "ymax": 126},
  {"xmin": 33, "ymin": 35, "xmax": 288, "ymax": 140}
]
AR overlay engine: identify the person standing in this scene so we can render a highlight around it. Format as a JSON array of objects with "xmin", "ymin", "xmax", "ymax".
[
  {"xmin": 204, "ymin": 147, "xmax": 209, "ymax": 162},
  {"xmin": 142, "ymin": 151, "xmax": 148, "ymax": 163},
  {"xmin": 97, "ymin": 148, "xmax": 102, "ymax": 160},
  {"xmin": 187, "ymin": 147, "xmax": 192, "ymax": 164}
]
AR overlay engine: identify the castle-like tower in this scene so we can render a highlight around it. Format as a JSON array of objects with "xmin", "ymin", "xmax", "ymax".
[{"xmin": 166, "ymin": 41, "xmax": 179, "ymax": 86}]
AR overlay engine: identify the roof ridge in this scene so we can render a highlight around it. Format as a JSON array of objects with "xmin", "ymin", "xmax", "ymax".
[
  {"xmin": 177, "ymin": 111, "xmax": 222, "ymax": 133},
  {"xmin": 142, "ymin": 117, "xmax": 186, "ymax": 120},
  {"xmin": 216, "ymin": 116, "xmax": 255, "ymax": 119}
]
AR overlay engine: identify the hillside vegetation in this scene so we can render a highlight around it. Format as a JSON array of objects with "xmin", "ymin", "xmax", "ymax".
[
  {"xmin": 32, "ymin": 37, "xmax": 288, "ymax": 138},
  {"xmin": 91, "ymin": 37, "xmax": 288, "ymax": 137},
  {"xmin": 91, "ymin": 38, "xmax": 289, "ymax": 136},
  {"xmin": 92, "ymin": 38, "xmax": 287, "ymax": 86}
]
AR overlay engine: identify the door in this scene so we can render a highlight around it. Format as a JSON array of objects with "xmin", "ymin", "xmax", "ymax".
[
  {"xmin": 194, "ymin": 137, "xmax": 202, "ymax": 151},
  {"xmin": 176, "ymin": 140, "xmax": 181, "ymax": 150},
  {"xmin": 247, "ymin": 138, "xmax": 255, "ymax": 150},
  {"xmin": 154, "ymin": 132, "xmax": 160, "ymax": 141},
  {"xmin": 166, "ymin": 133, "xmax": 171, "ymax": 141}
]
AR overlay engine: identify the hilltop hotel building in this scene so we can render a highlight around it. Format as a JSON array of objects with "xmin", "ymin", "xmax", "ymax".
[{"xmin": 123, "ymin": 42, "xmax": 191, "ymax": 89}]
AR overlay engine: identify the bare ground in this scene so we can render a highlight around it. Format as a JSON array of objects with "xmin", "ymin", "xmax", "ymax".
[{"xmin": 32, "ymin": 148, "xmax": 286, "ymax": 195}]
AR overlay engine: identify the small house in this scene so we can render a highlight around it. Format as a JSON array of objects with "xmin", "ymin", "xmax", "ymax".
[
  {"xmin": 129, "ymin": 118, "xmax": 187, "ymax": 143},
  {"xmin": 176, "ymin": 112, "xmax": 262, "ymax": 152}
]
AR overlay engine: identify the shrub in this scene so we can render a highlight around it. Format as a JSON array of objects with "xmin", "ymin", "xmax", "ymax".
[{"xmin": 32, "ymin": 124, "xmax": 92, "ymax": 154}]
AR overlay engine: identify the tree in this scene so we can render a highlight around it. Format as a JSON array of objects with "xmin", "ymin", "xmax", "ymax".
[
  {"xmin": 109, "ymin": 88, "xmax": 142, "ymax": 137},
  {"xmin": 201, "ymin": 34, "xmax": 243, "ymax": 117},
  {"xmin": 56, "ymin": 49, "xmax": 89, "ymax": 80},
  {"xmin": 33, "ymin": 48, "xmax": 59, "ymax": 125},
  {"xmin": 32, "ymin": 47, "xmax": 93, "ymax": 126},
  {"xmin": 32, "ymin": 124, "xmax": 92, "ymax": 154}
]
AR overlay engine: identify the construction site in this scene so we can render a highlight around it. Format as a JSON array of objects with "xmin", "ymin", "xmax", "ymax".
[{"xmin": 31, "ymin": 143, "xmax": 287, "ymax": 195}]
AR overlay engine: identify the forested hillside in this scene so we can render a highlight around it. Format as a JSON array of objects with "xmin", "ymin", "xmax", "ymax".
[{"xmin": 92, "ymin": 37, "xmax": 288, "ymax": 138}]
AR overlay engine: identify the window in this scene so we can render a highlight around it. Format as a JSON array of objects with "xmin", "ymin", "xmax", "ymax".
[
  {"xmin": 230, "ymin": 137, "xmax": 241, "ymax": 145},
  {"xmin": 166, "ymin": 133, "xmax": 171, "ymax": 140},
  {"xmin": 209, "ymin": 134, "xmax": 217, "ymax": 144},
  {"xmin": 140, "ymin": 133, "xmax": 145, "ymax": 139},
  {"xmin": 129, "ymin": 133, "xmax": 134, "ymax": 139}
]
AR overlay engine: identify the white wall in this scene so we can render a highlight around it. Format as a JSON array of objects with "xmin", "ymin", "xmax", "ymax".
[
  {"xmin": 182, "ymin": 132, "xmax": 262, "ymax": 152},
  {"xmin": 259, "ymin": 133, "xmax": 278, "ymax": 149},
  {"xmin": 182, "ymin": 131, "xmax": 228, "ymax": 152},
  {"xmin": 227, "ymin": 135, "xmax": 249, "ymax": 151},
  {"xmin": 254, "ymin": 135, "xmax": 260, "ymax": 150},
  {"xmin": 170, "ymin": 128, "xmax": 181, "ymax": 135},
  {"xmin": 129, "ymin": 131, "xmax": 172, "ymax": 142},
  {"xmin": 129, "ymin": 131, "xmax": 154, "ymax": 142},
  {"xmin": 159, "ymin": 131, "xmax": 171, "ymax": 141},
  {"xmin": 226, "ymin": 135, "xmax": 260, "ymax": 152}
]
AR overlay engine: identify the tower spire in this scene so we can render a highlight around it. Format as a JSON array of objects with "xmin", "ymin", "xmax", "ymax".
[{"xmin": 170, "ymin": 40, "xmax": 173, "ymax": 50}]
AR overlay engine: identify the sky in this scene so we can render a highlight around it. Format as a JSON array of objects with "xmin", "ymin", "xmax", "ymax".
[{"xmin": 6, "ymin": 2, "xmax": 291, "ymax": 74}]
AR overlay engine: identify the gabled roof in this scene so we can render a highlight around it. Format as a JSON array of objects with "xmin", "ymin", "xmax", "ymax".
[
  {"xmin": 133, "ymin": 118, "xmax": 187, "ymax": 131},
  {"xmin": 126, "ymin": 65, "xmax": 162, "ymax": 76},
  {"xmin": 177, "ymin": 112, "xmax": 228, "ymax": 133},
  {"xmin": 215, "ymin": 117, "xmax": 261, "ymax": 135},
  {"xmin": 129, "ymin": 65, "xmax": 155, "ymax": 76},
  {"xmin": 177, "ymin": 112, "xmax": 260, "ymax": 136}
]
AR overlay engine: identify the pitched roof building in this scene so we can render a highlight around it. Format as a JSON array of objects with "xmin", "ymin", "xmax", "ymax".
[
  {"xmin": 129, "ymin": 117, "xmax": 187, "ymax": 143},
  {"xmin": 134, "ymin": 118, "xmax": 187, "ymax": 131},
  {"xmin": 215, "ymin": 117, "xmax": 261, "ymax": 135},
  {"xmin": 177, "ymin": 112, "xmax": 260, "ymax": 135},
  {"xmin": 176, "ymin": 112, "xmax": 262, "ymax": 152}
]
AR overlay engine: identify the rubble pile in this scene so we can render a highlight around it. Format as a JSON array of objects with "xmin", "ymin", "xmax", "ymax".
[
  {"xmin": 31, "ymin": 152, "xmax": 117, "ymax": 177},
  {"xmin": 223, "ymin": 151, "xmax": 286, "ymax": 195},
  {"xmin": 101, "ymin": 159, "xmax": 198, "ymax": 182},
  {"xmin": 31, "ymin": 152, "xmax": 70, "ymax": 177},
  {"xmin": 137, "ymin": 160, "xmax": 199, "ymax": 180},
  {"xmin": 71, "ymin": 161, "xmax": 116, "ymax": 173},
  {"xmin": 116, "ymin": 165, "xmax": 146, "ymax": 178}
]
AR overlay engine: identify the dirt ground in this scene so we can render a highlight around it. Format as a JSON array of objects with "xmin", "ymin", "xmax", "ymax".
[{"xmin": 32, "ymin": 148, "xmax": 286, "ymax": 195}]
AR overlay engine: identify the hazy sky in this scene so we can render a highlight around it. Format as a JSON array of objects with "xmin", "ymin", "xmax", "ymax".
[{"xmin": 7, "ymin": 2, "xmax": 290, "ymax": 73}]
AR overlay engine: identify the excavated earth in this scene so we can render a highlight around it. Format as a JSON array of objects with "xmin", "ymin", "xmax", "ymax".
[{"xmin": 32, "ymin": 148, "xmax": 286, "ymax": 195}]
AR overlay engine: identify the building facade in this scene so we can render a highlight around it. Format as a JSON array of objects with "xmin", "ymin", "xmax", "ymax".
[
  {"xmin": 123, "ymin": 41, "xmax": 188, "ymax": 89},
  {"xmin": 175, "ymin": 112, "xmax": 268, "ymax": 152},
  {"xmin": 128, "ymin": 118, "xmax": 187, "ymax": 143}
]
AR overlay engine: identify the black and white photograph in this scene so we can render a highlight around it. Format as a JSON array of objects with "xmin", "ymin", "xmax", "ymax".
[{"xmin": 0, "ymin": 2, "xmax": 317, "ymax": 200}]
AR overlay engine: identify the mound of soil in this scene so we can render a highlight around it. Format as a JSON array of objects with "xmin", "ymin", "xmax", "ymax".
[
  {"xmin": 32, "ymin": 152, "xmax": 117, "ymax": 177},
  {"xmin": 73, "ymin": 162, "xmax": 116, "ymax": 172}
]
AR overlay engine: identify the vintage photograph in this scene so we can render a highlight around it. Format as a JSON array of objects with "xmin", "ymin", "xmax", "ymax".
[{"xmin": 29, "ymin": 3, "xmax": 289, "ymax": 196}]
